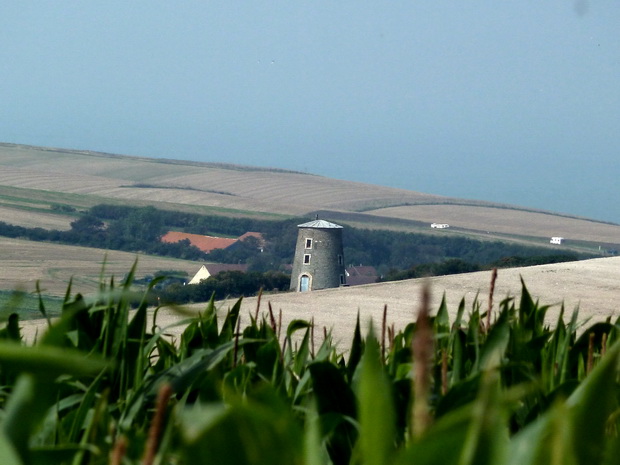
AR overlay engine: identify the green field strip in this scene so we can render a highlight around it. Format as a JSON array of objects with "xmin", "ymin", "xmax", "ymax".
[
  {"xmin": 0, "ymin": 290, "xmax": 63, "ymax": 320},
  {"xmin": 0, "ymin": 184, "xmax": 289, "ymax": 221}
]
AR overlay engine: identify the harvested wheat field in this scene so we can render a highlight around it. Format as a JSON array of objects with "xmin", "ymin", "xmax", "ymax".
[
  {"xmin": 3, "ymin": 143, "xmax": 619, "ymax": 246},
  {"xmin": 19, "ymin": 256, "xmax": 620, "ymax": 349},
  {"xmin": 0, "ymin": 205, "xmax": 74, "ymax": 230},
  {"xmin": 0, "ymin": 237, "xmax": 199, "ymax": 296},
  {"xmin": 0, "ymin": 143, "xmax": 445, "ymax": 217},
  {"xmin": 368, "ymin": 204, "xmax": 620, "ymax": 244}
]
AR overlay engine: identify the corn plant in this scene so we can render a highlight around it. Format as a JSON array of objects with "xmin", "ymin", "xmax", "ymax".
[{"xmin": 0, "ymin": 267, "xmax": 618, "ymax": 465}]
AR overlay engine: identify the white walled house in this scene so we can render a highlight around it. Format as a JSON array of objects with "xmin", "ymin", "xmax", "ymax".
[
  {"xmin": 550, "ymin": 237, "xmax": 565, "ymax": 245},
  {"xmin": 431, "ymin": 223, "xmax": 450, "ymax": 229}
]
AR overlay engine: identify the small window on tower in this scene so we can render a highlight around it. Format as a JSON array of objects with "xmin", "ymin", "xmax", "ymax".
[
  {"xmin": 340, "ymin": 274, "xmax": 345, "ymax": 285},
  {"xmin": 305, "ymin": 238, "xmax": 313, "ymax": 249},
  {"xmin": 338, "ymin": 255, "xmax": 343, "ymax": 265},
  {"xmin": 304, "ymin": 254, "xmax": 311, "ymax": 264}
]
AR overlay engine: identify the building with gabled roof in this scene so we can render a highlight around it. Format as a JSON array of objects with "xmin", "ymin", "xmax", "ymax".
[
  {"xmin": 345, "ymin": 265, "xmax": 379, "ymax": 286},
  {"xmin": 188, "ymin": 263, "xmax": 249, "ymax": 285}
]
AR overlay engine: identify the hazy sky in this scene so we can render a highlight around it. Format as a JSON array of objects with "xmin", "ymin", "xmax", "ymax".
[{"xmin": 1, "ymin": 2, "xmax": 619, "ymax": 223}]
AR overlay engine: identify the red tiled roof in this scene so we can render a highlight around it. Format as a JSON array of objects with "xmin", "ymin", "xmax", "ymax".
[
  {"xmin": 238, "ymin": 231, "xmax": 266, "ymax": 246},
  {"xmin": 161, "ymin": 231, "xmax": 238, "ymax": 253}
]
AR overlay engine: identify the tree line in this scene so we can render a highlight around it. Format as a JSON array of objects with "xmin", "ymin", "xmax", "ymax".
[
  {"xmin": 153, "ymin": 270, "xmax": 290, "ymax": 304},
  {"xmin": 0, "ymin": 204, "xmax": 592, "ymax": 276}
]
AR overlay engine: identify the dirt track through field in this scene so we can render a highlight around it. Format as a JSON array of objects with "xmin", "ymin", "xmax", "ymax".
[{"xmin": 19, "ymin": 256, "xmax": 620, "ymax": 349}]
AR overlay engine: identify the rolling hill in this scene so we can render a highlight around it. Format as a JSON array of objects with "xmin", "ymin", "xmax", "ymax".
[
  {"xmin": 1, "ymin": 142, "xmax": 619, "ymax": 254},
  {"xmin": 2, "ymin": 142, "xmax": 619, "ymax": 347}
]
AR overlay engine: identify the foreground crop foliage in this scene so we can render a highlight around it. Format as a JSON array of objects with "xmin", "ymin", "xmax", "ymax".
[{"xmin": 0, "ymin": 265, "xmax": 619, "ymax": 465}]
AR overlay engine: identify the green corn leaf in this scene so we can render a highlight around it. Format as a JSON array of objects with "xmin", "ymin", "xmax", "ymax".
[
  {"xmin": 219, "ymin": 297, "xmax": 242, "ymax": 343},
  {"xmin": 293, "ymin": 369, "xmax": 313, "ymax": 404},
  {"xmin": 119, "ymin": 339, "xmax": 255, "ymax": 431},
  {"xmin": 467, "ymin": 309, "xmax": 481, "ymax": 374},
  {"xmin": 397, "ymin": 371, "xmax": 508, "ymax": 465},
  {"xmin": 509, "ymin": 340, "xmax": 620, "ymax": 465},
  {"xmin": 435, "ymin": 374, "xmax": 482, "ymax": 419},
  {"xmin": 450, "ymin": 330, "xmax": 466, "ymax": 386},
  {"xmin": 309, "ymin": 361, "xmax": 356, "ymax": 419},
  {"xmin": 30, "ymin": 445, "xmax": 96, "ymax": 465},
  {"xmin": 0, "ymin": 430, "xmax": 23, "ymax": 465},
  {"xmin": 434, "ymin": 293, "xmax": 451, "ymax": 339},
  {"xmin": 357, "ymin": 329, "xmax": 396, "ymax": 465},
  {"xmin": 566, "ymin": 340, "xmax": 620, "ymax": 465},
  {"xmin": 602, "ymin": 408, "xmax": 620, "ymax": 465},
  {"xmin": 293, "ymin": 326, "xmax": 311, "ymax": 376},
  {"xmin": 303, "ymin": 403, "xmax": 328, "ymax": 465},
  {"xmin": 0, "ymin": 313, "xmax": 21, "ymax": 342},
  {"xmin": 454, "ymin": 298, "xmax": 466, "ymax": 329},
  {"xmin": 68, "ymin": 372, "xmax": 105, "ymax": 443},
  {"xmin": 479, "ymin": 311, "xmax": 509, "ymax": 371},
  {"xmin": 506, "ymin": 401, "xmax": 577, "ymax": 465},
  {"xmin": 256, "ymin": 337, "xmax": 282, "ymax": 383},
  {"xmin": 179, "ymin": 387, "xmax": 303, "ymax": 465},
  {"xmin": 35, "ymin": 281, "xmax": 51, "ymax": 326},
  {"xmin": 314, "ymin": 327, "xmax": 336, "ymax": 362},
  {"xmin": 286, "ymin": 319, "xmax": 312, "ymax": 339},
  {"xmin": 0, "ymin": 342, "xmax": 109, "ymax": 377},
  {"xmin": 560, "ymin": 307, "xmax": 580, "ymax": 384},
  {"xmin": 2, "ymin": 374, "xmax": 54, "ymax": 464},
  {"xmin": 347, "ymin": 312, "xmax": 364, "ymax": 382},
  {"xmin": 308, "ymin": 361, "xmax": 357, "ymax": 465}
]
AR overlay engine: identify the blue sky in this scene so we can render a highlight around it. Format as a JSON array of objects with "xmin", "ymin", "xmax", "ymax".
[{"xmin": 1, "ymin": 2, "xmax": 619, "ymax": 223}]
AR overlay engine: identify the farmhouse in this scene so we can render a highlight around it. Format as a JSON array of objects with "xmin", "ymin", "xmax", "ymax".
[
  {"xmin": 431, "ymin": 223, "xmax": 450, "ymax": 229},
  {"xmin": 550, "ymin": 237, "xmax": 565, "ymax": 245},
  {"xmin": 188, "ymin": 263, "xmax": 249, "ymax": 284},
  {"xmin": 345, "ymin": 265, "xmax": 379, "ymax": 286}
]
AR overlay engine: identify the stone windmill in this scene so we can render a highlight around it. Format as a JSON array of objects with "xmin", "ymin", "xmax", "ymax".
[{"xmin": 289, "ymin": 218, "xmax": 346, "ymax": 291}]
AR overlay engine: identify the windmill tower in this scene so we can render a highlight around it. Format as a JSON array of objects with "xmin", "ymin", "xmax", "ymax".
[{"xmin": 290, "ymin": 218, "xmax": 346, "ymax": 291}]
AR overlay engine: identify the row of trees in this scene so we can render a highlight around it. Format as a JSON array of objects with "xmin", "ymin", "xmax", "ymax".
[
  {"xmin": 0, "ymin": 204, "xmax": 591, "ymax": 276},
  {"xmin": 154, "ymin": 270, "xmax": 290, "ymax": 304}
]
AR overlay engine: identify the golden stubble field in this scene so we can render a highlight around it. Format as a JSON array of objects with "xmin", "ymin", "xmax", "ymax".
[
  {"xmin": 0, "ymin": 237, "xmax": 199, "ymax": 296},
  {"xmin": 0, "ymin": 205, "xmax": 74, "ymax": 230},
  {"xmin": 19, "ymin": 256, "xmax": 620, "ymax": 348},
  {"xmin": 368, "ymin": 204, "xmax": 620, "ymax": 244},
  {"xmin": 2, "ymin": 143, "xmax": 619, "ymax": 245},
  {"xmin": 0, "ymin": 143, "xmax": 444, "ymax": 217}
]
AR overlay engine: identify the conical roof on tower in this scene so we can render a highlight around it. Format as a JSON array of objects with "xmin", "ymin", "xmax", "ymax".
[{"xmin": 297, "ymin": 219, "xmax": 343, "ymax": 229}]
